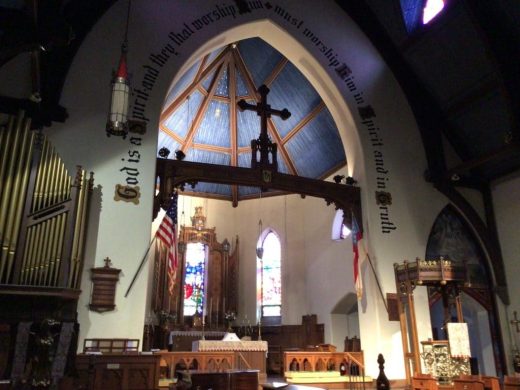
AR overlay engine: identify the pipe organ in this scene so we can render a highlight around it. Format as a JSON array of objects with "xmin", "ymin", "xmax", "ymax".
[{"xmin": 0, "ymin": 111, "xmax": 93, "ymax": 292}]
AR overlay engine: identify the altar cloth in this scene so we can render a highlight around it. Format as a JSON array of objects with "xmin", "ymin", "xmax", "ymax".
[{"xmin": 192, "ymin": 339, "xmax": 268, "ymax": 352}]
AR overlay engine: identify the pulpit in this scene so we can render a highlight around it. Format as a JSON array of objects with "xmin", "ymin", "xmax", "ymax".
[{"xmin": 394, "ymin": 258, "xmax": 468, "ymax": 384}]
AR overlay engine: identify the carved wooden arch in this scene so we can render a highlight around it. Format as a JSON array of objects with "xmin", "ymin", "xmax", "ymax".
[{"xmin": 154, "ymin": 158, "xmax": 362, "ymax": 230}]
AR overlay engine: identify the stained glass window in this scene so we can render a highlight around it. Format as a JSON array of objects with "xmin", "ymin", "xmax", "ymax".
[
  {"xmin": 183, "ymin": 242, "xmax": 206, "ymax": 316},
  {"xmin": 257, "ymin": 230, "xmax": 281, "ymax": 319}
]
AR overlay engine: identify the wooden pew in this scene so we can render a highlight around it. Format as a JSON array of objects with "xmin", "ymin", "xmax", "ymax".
[
  {"xmin": 504, "ymin": 376, "xmax": 520, "ymax": 390},
  {"xmin": 453, "ymin": 377, "xmax": 485, "ymax": 390}
]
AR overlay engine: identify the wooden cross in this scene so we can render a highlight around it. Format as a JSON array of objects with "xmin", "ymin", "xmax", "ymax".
[
  {"xmin": 104, "ymin": 257, "xmax": 112, "ymax": 268},
  {"xmin": 512, "ymin": 311, "xmax": 520, "ymax": 333},
  {"xmin": 237, "ymin": 84, "xmax": 291, "ymax": 171}
]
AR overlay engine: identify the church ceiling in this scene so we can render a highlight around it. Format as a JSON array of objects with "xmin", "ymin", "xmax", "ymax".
[
  {"xmin": 0, "ymin": 0, "xmax": 519, "ymax": 192},
  {"xmin": 158, "ymin": 38, "xmax": 346, "ymax": 203}
]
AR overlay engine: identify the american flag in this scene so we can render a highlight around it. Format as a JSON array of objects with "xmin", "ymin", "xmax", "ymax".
[
  {"xmin": 157, "ymin": 193, "xmax": 178, "ymax": 295},
  {"xmin": 351, "ymin": 212, "xmax": 364, "ymax": 300}
]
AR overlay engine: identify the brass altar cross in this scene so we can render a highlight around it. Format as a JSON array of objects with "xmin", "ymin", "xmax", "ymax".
[
  {"xmin": 512, "ymin": 311, "xmax": 520, "ymax": 333},
  {"xmin": 237, "ymin": 85, "xmax": 291, "ymax": 171}
]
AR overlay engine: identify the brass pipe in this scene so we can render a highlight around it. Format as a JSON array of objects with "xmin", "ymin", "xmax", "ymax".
[
  {"xmin": 2, "ymin": 119, "xmax": 33, "ymax": 284},
  {"xmin": 72, "ymin": 171, "xmax": 93, "ymax": 288},
  {"xmin": 33, "ymin": 138, "xmax": 49, "ymax": 213},
  {"xmin": 48, "ymin": 152, "xmax": 59, "ymax": 207},
  {"xmin": 44, "ymin": 217, "xmax": 58, "ymax": 286},
  {"xmin": 28, "ymin": 222, "xmax": 44, "ymax": 285},
  {"xmin": 56, "ymin": 158, "xmax": 66, "ymax": 204},
  {"xmin": 69, "ymin": 169, "xmax": 84, "ymax": 287},
  {"xmin": 47, "ymin": 215, "xmax": 61, "ymax": 286},
  {"xmin": 6, "ymin": 128, "xmax": 35, "ymax": 283},
  {"xmin": 71, "ymin": 170, "xmax": 89, "ymax": 288},
  {"xmin": 41, "ymin": 217, "xmax": 53, "ymax": 286},
  {"xmin": 52, "ymin": 213, "xmax": 66, "ymax": 287},
  {"xmin": 36, "ymin": 219, "xmax": 50, "ymax": 285},
  {"xmin": 41, "ymin": 150, "xmax": 56, "ymax": 210},
  {"xmin": 0, "ymin": 116, "xmax": 15, "ymax": 201},
  {"xmin": 19, "ymin": 226, "xmax": 34, "ymax": 284},
  {"xmin": 23, "ymin": 224, "xmax": 39, "ymax": 284},
  {"xmin": 0, "ymin": 114, "xmax": 23, "ymax": 242},
  {"xmin": 0, "ymin": 115, "xmax": 24, "ymax": 282}
]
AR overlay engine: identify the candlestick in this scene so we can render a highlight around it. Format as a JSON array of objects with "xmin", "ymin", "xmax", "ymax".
[{"xmin": 209, "ymin": 298, "xmax": 213, "ymax": 329}]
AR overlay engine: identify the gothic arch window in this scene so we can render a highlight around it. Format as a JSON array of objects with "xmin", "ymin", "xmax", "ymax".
[
  {"xmin": 256, "ymin": 229, "xmax": 282, "ymax": 324},
  {"xmin": 426, "ymin": 205, "xmax": 502, "ymax": 375},
  {"xmin": 332, "ymin": 209, "xmax": 351, "ymax": 241},
  {"xmin": 400, "ymin": 0, "xmax": 446, "ymax": 33},
  {"xmin": 183, "ymin": 242, "xmax": 207, "ymax": 317}
]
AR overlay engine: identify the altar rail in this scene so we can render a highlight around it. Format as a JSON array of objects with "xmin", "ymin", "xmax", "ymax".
[
  {"xmin": 158, "ymin": 350, "xmax": 266, "ymax": 380},
  {"xmin": 284, "ymin": 351, "xmax": 365, "ymax": 373}
]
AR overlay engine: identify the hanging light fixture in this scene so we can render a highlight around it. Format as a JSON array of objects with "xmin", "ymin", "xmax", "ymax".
[
  {"xmin": 256, "ymin": 219, "xmax": 264, "ymax": 259},
  {"xmin": 106, "ymin": 0, "xmax": 132, "ymax": 138},
  {"xmin": 256, "ymin": 190, "xmax": 264, "ymax": 259}
]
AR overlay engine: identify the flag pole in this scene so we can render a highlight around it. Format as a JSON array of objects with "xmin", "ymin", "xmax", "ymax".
[
  {"xmin": 125, "ymin": 235, "xmax": 157, "ymax": 298},
  {"xmin": 363, "ymin": 249, "xmax": 389, "ymax": 313}
]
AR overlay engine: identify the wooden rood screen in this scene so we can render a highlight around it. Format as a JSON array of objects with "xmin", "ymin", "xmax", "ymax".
[{"xmin": 0, "ymin": 111, "xmax": 93, "ymax": 292}]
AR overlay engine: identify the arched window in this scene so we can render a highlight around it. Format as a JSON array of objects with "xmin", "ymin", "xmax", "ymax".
[
  {"xmin": 332, "ymin": 209, "xmax": 351, "ymax": 241},
  {"xmin": 183, "ymin": 242, "xmax": 207, "ymax": 317},
  {"xmin": 256, "ymin": 230, "xmax": 282, "ymax": 323},
  {"xmin": 400, "ymin": 0, "xmax": 446, "ymax": 33}
]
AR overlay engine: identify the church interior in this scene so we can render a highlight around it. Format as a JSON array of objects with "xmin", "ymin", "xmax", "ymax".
[{"xmin": 0, "ymin": 0, "xmax": 519, "ymax": 389}]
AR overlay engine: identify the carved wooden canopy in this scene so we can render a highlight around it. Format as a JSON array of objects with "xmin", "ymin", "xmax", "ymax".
[{"xmin": 154, "ymin": 158, "xmax": 362, "ymax": 230}]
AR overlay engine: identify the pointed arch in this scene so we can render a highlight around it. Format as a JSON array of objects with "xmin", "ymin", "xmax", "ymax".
[
  {"xmin": 426, "ymin": 204, "xmax": 505, "ymax": 376},
  {"xmin": 256, "ymin": 228, "xmax": 282, "ymax": 324}
]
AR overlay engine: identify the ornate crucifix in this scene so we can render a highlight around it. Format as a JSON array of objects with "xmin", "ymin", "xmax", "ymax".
[{"xmin": 237, "ymin": 84, "xmax": 291, "ymax": 172}]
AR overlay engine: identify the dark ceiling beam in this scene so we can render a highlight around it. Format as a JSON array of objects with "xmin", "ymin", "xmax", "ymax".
[
  {"xmin": 0, "ymin": 96, "xmax": 67, "ymax": 128},
  {"xmin": 282, "ymin": 101, "xmax": 325, "ymax": 145},
  {"xmin": 263, "ymin": 58, "xmax": 288, "ymax": 87},
  {"xmin": 334, "ymin": 0, "xmax": 447, "ymax": 182},
  {"xmin": 180, "ymin": 62, "xmax": 226, "ymax": 154},
  {"xmin": 156, "ymin": 159, "xmax": 362, "ymax": 229},
  {"xmin": 464, "ymin": 0, "xmax": 520, "ymax": 142},
  {"xmin": 444, "ymin": 78, "xmax": 499, "ymax": 118},
  {"xmin": 445, "ymin": 144, "xmax": 520, "ymax": 180},
  {"xmin": 160, "ymin": 46, "xmax": 231, "ymax": 122}
]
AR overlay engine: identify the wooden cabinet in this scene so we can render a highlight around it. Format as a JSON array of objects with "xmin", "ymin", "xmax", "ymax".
[
  {"xmin": 181, "ymin": 369, "xmax": 259, "ymax": 390},
  {"xmin": 72, "ymin": 354, "xmax": 160, "ymax": 390}
]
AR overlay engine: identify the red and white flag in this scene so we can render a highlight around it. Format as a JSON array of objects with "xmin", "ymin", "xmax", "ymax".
[{"xmin": 156, "ymin": 193, "xmax": 178, "ymax": 295}]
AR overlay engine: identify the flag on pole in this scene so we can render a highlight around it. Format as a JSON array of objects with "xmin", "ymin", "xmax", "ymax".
[
  {"xmin": 351, "ymin": 212, "xmax": 364, "ymax": 300},
  {"xmin": 157, "ymin": 193, "xmax": 178, "ymax": 295}
]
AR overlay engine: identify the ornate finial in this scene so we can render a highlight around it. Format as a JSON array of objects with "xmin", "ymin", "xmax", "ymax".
[{"xmin": 191, "ymin": 206, "xmax": 206, "ymax": 230}]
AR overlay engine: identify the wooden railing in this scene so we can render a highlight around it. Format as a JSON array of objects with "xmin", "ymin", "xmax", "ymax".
[{"xmin": 284, "ymin": 351, "xmax": 365, "ymax": 374}]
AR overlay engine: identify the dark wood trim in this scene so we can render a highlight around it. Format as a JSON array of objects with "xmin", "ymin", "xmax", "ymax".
[
  {"xmin": 160, "ymin": 47, "xmax": 231, "ymax": 122},
  {"xmin": 0, "ymin": 285, "xmax": 81, "ymax": 300},
  {"xmin": 156, "ymin": 159, "xmax": 361, "ymax": 229},
  {"xmin": 180, "ymin": 62, "xmax": 227, "ymax": 153}
]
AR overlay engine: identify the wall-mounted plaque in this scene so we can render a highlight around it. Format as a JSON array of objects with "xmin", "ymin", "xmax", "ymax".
[{"xmin": 89, "ymin": 257, "xmax": 121, "ymax": 312}]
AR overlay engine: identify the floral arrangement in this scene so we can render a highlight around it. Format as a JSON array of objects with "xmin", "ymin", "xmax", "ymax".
[
  {"xmin": 158, "ymin": 310, "xmax": 176, "ymax": 324},
  {"xmin": 224, "ymin": 310, "xmax": 236, "ymax": 322}
]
